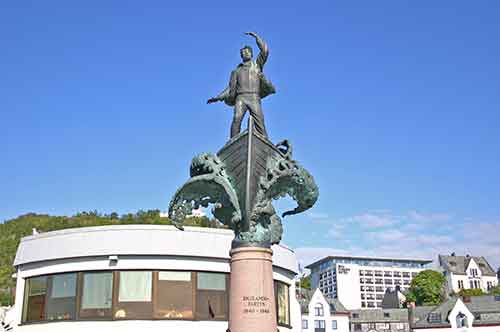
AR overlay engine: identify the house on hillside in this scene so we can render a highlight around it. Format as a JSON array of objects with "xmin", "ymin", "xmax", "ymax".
[{"xmin": 439, "ymin": 254, "xmax": 498, "ymax": 294}]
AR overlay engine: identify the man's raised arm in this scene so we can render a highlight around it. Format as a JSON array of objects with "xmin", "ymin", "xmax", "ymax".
[{"xmin": 245, "ymin": 32, "xmax": 268, "ymax": 70}]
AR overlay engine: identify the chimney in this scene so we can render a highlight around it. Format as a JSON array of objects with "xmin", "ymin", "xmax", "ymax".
[
  {"xmin": 466, "ymin": 254, "xmax": 470, "ymax": 258},
  {"xmin": 407, "ymin": 302, "xmax": 416, "ymax": 327},
  {"xmin": 451, "ymin": 252, "xmax": 455, "ymax": 256}
]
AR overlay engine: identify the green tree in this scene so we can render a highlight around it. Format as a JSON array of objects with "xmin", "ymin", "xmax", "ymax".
[
  {"xmin": 297, "ymin": 275, "xmax": 311, "ymax": 290},
  {"xmin": 406, "ymin": 270, "xmax": 446, "ymax": 305},
  {"xmin": 488, "ymin": 285, "xmax": 500, "ymax": 295},
  {"xmin": 458, "ymin": 288, "xmax": 485, "ymax": 296}
]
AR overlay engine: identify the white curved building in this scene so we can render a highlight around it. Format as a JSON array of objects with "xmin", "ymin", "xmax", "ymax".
[{"xmin": 5, "ymin": 225, "xmax": 300, "ymax": 332}]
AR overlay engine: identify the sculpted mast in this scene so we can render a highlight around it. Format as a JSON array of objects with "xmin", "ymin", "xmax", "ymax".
[{"xmin": 207, "ymin": 32, "xmax": 275, "ymax": 138}]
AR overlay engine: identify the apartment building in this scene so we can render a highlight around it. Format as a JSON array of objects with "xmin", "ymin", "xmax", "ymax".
[{"xmin": 307, "ymin": 256, "xmax": 431, "ymax": 310}]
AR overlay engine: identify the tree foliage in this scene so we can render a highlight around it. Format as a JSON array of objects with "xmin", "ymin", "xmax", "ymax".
[
  {"xmin": 489, "ymin": 285, "xmax": 500, "ymax": 295},
  {"xmin": 297, "ymin": 275, "xmax": 311, "ymax": 290},
  {"xmin": 406, "ymin": 270, "xmax": 446, "ymax": 305},
  {"xmin": 0, "ymin": 210, "xmax": 224, "ymax": 305},
  {"xmin": 458, "ymin": 288, "xmax": 486, "ymax": 296}
]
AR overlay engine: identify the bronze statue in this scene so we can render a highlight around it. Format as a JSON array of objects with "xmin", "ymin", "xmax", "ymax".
[
  {"xmin": 207, "ymin": 32, "xmax": 275, "ymax": 139},
  {"xmin": 170, "ymin": 32, "xmax": 318, "ymax": 249}
]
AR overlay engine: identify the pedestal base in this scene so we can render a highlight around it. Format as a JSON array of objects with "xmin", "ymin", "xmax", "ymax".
[{"xmin": 229, "ymin": 247, "xmax": 277, "ymax": 332}]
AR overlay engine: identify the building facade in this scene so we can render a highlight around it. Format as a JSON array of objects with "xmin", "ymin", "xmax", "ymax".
[
  {"xmin": 439, "ymin": 254, "xmax": 498, "ymax": 295},
  {"xmin": 297, "ymin": 288, "xmax": 350, "ymax": 332},
  {"xmin": 2, "ymin": 225, "xmax": 300, "ymax": 332},
  {"xmin": 350, "ymin": 308, "xmax": 410, "ymax": 332},
  {"xmin": 410, "ymin": 295, "xmax": 500, "ymax": 332},
  {"xmin": 307, "ymin": 256, "xmax": 431, "ymax": 310}
]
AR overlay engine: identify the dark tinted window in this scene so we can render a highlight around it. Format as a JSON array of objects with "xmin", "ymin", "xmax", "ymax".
[{"xmin": 45, "ymin": 273, "xmax": 77, "ymax": 321}]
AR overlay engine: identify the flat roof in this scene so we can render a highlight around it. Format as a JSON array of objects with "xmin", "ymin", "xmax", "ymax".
[
  {"xmin": 14, "ymin": 225, "xmax": 298, "ymax": 274},
  {"xmin": 306, "ymin": 255, "xmax": 433, "ymax": 269}
]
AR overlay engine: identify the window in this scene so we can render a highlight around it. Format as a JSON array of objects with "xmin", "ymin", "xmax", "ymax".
[
  {"xmin": 275, "ymin": 281, "xmax": 290, "ymax": 326},
  {"xmin": 315, "ymin": 320, "xmax": 326, "ymax": 329},
  {"xmin": 474, "ymin": 280, "xmax": 480, "ymax": 289},
  {"xmin": 303, "ymin": 319, "xmax": 308, "ymax": 329},
  {"xmin": 114, "ymin": 271, "xmax": 153, "ymax": 319},
  {"xmin": 487, "ymin": 281, "xmax": 493, "ymax": 290},
  {"xmin": 377, "ymin": 323, "xmax": 390, "ymax": 330},
  {"xmin": 315, "ymin": 303, "xmax": 324, "ymax": 316},
  {"xmin": 197, "ymin": 272, "xmax": 228, "ymax": 320},
  {"xmin": 361, "ymin": 302, "xmax": 366, "ymax": 308},
  {"xmin": 22, "ymin": 276, "xmax": 47, "ymax": 322},
  {"xmin": 352, "ymin": 313, "xmax": 360, "ymax": 318},
  {"xmin": 428, "ymin": 313, "xmax": 442, "ymax": 323},
  {"xmin": 384, "ymin": 312, "xmax": 390, "ymax": 318},
  {"xmin": 396, "ymin": 323, "xmax": 405, "ymax": 330},
  {"xmin": 368, "ymin": 322, "xmax": 376, "ymax": 329},
  {"xmin": 80, "ymin": 272, "xmax": 113, "ymax": 319},
  {"xmin": 367, "ymin": 301, "xmax": 375, "ymax": 308},
  {"xmin": 45, "ymin": 273, "xmax": 77, "ymax": 321},
  {"xmin": 354, "ymin": 323, "xmax": 362, "ymax": 331},
  {"xmin": 470, "ymin": 280, "xmax": 474, "ymax": 289},
  {"xmin": 155, "ymin": 271, "xmax": 193, "ymax": 319},
  {"xmin": 332, "ymin": 320, "xmax": 337, "ymax": 330},
  {"xmin": 456, "ymin": 312, "xmax": 468, "ymax": 328},
  {"xmin": 458, "ymin": 280, "xmax": 464, "ymax": 289}
]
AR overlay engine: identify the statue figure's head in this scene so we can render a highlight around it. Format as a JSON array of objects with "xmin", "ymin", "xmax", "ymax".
[{"xmin": 240, "ymin": 45, "xmax": 253, "ymax": 62}]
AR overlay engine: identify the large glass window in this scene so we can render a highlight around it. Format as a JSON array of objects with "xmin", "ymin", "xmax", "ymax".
[
  {"xmin": 196, "ymin": 272, "xmax": 228, "ymax": 320},
  {"xmin": 155, "ymin": 271, "xmax": 194, "ymax": 319},
  {"xmin": 23, "ymin": 276, "xmax": 47, "ymax": 322},
  {"xmin": 114, "ymin": 271, "xmax": 153, "ymax": 319},
  {"xmin": 79, "ymin": 272, "xmax": 113, "ymax": 319},
  {"xmin": 275, "ymin": 281, "xmax": 290, "ymax": 326},
  {"xmin": 45, "ymin": 273, "xmax": 77, "ymax": 321}
]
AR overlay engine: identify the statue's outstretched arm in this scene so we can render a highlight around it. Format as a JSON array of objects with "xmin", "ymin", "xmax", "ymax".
[
  {"xmin": 245, "ymin": 32, "xmax": 268, "ymax": 70},
  {"xmin": 207, "ymin": 86, "xmax": 228, "ymax": 104}
]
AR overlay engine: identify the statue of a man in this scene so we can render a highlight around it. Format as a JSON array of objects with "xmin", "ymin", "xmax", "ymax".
[{"xmin": 207, "ymin": 32, "xmax": 276, "ymax": 139}]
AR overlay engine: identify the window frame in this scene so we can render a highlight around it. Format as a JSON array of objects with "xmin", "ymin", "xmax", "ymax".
[
  {"xmin": 78, "ymin": 271, "xmax": 114, "ymax": 321},
  {"xmin": 274, "ymin": 280, "xmax": 291, "ymax": 328},
  {"xmin": 21, "ymin": 269, "xmax": 233, "ymax": 325}
]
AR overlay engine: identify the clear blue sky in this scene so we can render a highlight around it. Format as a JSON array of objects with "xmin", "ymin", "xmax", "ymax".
[{"xmin": 1, "ymin": 1, "xmax": 499, "ymax": 267}]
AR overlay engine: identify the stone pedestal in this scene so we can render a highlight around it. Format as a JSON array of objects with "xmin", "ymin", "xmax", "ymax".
[{"xmin": 229, "ymin": 247, "xmax": 277, "ymax": 332}]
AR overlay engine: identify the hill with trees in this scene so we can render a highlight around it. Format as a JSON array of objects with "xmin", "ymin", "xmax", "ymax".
[{"xmin": 0, "ymin": 210, "xmax": 223, "ymax": 305}]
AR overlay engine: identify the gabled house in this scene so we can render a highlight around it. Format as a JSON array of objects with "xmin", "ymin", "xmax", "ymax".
[
  {"xmin": 297, "ymin": 288, "xmax": 349, "ymax": 332},
  {"xmin": 439, "ymin": 254, "xmax": 498, "ymax": 294},
  {"xmin": 410, "ymin": 295, "xmax": 500, "ymax": 331}
]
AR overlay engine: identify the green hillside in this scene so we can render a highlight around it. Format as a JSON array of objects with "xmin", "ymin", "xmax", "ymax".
[{"xmin": 0, "ymin": 210, "xmax": 222, "ymax": 305}]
